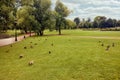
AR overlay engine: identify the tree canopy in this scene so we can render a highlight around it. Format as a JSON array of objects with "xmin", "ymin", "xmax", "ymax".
[{"xmin": 55, "ymin": 0, "xmax": 70, "ymax": 35}]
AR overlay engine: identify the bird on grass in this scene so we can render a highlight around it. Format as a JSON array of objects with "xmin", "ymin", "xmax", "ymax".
[
  {"xmin": 51, "ymin": 43, "xmax": 53, "ymax": 46},
  {"xmin": 49, "ymin": 51, "xmax": 51, "ymax": 54},
  {"xmin": 6, "ymin": 50, "xmax": 9, "ymax": 53},
  {"xmin": 106, "ymin": 45, "xmax": 110, "ymax": 51},
  {"xmin": 19, "ymin": 54, "xmax": 24, "ymax": 59},
  {"xmin": 112, "ymin": 43, "xmax": 115, "ymax": 47},
  {"xmin": 24, "ymin": 46, "xmax": 27, "ymax": 49},
  {"xmin": 101, "ymin": 43, "xmax": 104, "ymax": 46},
  {"xmin": 30, "ymin": 45, "xmax": 33, "ymax": 48},
  {"xmin": 28, "ymin": 60, "xmax": 34, "ymax": 66}
]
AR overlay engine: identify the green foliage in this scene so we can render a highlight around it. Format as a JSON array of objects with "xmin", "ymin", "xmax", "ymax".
[
  {"xmin": 106, "ymin": 18, "xmax": 114, "ymax": 28},
  {"xmin": 80, "ymin": 18, "xmax": 92, "ymax": 28},
  {"xmin": 8, "ymin": 11, "xmax": 15, "ymax": 29},
  {"xmin": 55, "ymin": 0, "xmax": 70, "ymax": 17},
  {"xmin": 33, "ymin": 0, "xmax": 51, "ymax": 35},
  {"xmin": 66, "ymin": 19, "xmax": 76, "ymax": 29},
  {"xmin": 0, "ymin": 0, "xmax": 15, "ymax": 32},
  {"xmin": 55, "ymin": 0, "xmax": 70, "ymax": 35},
  {"xmin": 74, "ymin": 17, "xmax": 80, "ymax": 28},
  {"xmin": 117, "ymin": 20, "xmax": 120, "ymax": 26},
  {"xmin": 94, "ymin": 16, "xmax": 106, "ymax": 28},
  {"xmin": 77, "ymin": 16, "xmax": 119, "ymax": 29},
  {"xmin": 21, "ymin": 0, "xmax": 34, "ymax": 6},
  {"xmin": 17, "ymin": 5, "xmax": 35, "ymax": 33}
]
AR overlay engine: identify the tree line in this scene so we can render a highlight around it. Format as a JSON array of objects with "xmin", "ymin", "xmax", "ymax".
[
  {"xmin": 0, "ymin": 0, "xmax": 75, "ymax": 36},
  {"xmin": 74, "ymin": 16, "xmax": 120, "ymax": 29}
]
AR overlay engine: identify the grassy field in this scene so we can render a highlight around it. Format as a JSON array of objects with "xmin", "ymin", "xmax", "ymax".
[
  {"xmin": 0, "ymin": 30, "xmax": 120, "ymax": 80},
  {"xmin": 45, "ymin": 30, "xmax": 120, "ymax": 37}
]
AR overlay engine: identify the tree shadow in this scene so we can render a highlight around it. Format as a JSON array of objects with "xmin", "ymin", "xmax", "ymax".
[{"xmin": 43, "ymin": 34, "xmax": 70, "ymax": 37}]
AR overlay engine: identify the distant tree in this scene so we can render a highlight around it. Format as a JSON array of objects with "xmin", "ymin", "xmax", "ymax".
[
  {"xmin": 86, "ymin": 18, "xmax": 92, "ymax": 28},
  {"xmin": 92, "ymin": 21, "xmax": 98, "ymax": 28},
  {"xmin": 74, "ymin": 17, "xmax": 80, "ymax": 28},
  {"xmin": 80, "ymin": 18, "xmax": 92, "ymax": 28},
  {"xmin": 112, "ymin": 19, "xmax": 117, "ymax": 27},
  {"xmin": 55, "ymin": 0, "xmax": 70, "ymax": 35},
  {"xmin": 106, "ymin": 18, "xmax": 114, "ymax": 28},
  {"xmin": 87, "ymin": 18, "xmax": 91, "ymax": 22},
  {"xmin": 80, "ymin": 18, "xmax": 85, "ymax": 28},
  {"xmin": 94, "ymin": 16, "xmax": 106, "ymax": 28},
  {"xmin": 117, "ymin": 20, "xmax": 120, "ymax": 27},
  {"xmin": 66, "ymin": 19, "xmax": 76, "ymax": 29}
]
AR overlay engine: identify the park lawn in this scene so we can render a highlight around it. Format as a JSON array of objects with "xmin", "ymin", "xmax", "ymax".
[
  {"xmin": 0, "ymin": 30, "xmax": 120, "ymax": 80},
  {"xmin": 45, "ymin": 30, "xmax": 120, "ymax": 37}
]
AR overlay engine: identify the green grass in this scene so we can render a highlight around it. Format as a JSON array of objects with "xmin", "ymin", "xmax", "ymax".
[
  {"xmin": 0, "ymin": 30, "xmax": 120, "ymax": 80},
  {"xmin": 45, "ymin": 30, "xmax": 120, "ymax": 37}
]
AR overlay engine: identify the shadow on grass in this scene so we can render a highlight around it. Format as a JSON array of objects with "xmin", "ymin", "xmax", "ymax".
[{"xmin": 32, "ymin": 34, "xmax": 70, "ymax": 37}]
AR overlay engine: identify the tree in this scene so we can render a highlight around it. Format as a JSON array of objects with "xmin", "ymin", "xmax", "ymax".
[
  {"xmin": 66, "ymin": 19, "xmax": 76, "ymax": 29},
  {"xmin": 92, "ymin": 21, "xmax": 98, "ymax": 28},
  {"xmin": 18, "ymin": 0, "xmax": 36, "ymax": 36},
  {"xmin": 80, "ymin": 18, "xmax": 87, "ymax": 28},
  {"xmin": 0, "ymin": 0, "xmax": 15, "ymax": 32},
  {"xmin": 17, "ymin": 6, "xmax": 35, "ymax": 35},
  {"xmin": 85, "ymin": 18, "xmax": 92, "ymax": 28},
  {"xmin": 33, "ymin": 0, "xmax": 51, "ymax": 36},
  {"xmin": 74, "ymin": 17, "xmax": 80, "ymax": 28},
  {"xmin": 112, "ymin": 19, "xmax": 117, "ymax": 27},
  {"xmin": 106, "ymin": 18, "xmax": 114, "ymax": 28},
  {"xmin": 55, "ymin": 0, "xmax": 70, "ymax": 35},
  {"xmin": 42, "ymin": 11, "xmax": 56, "ymax": 31},
  {"xmin": 94, "ymin": 16, "xmax": 106, "ymax": 28},
  {"xmin": 21, "ymin": 0, "xmax": 34, "ymax": 6},
  {"xmin": 117, "ymin": 20, "xmax": 120, "ymax": 27}
]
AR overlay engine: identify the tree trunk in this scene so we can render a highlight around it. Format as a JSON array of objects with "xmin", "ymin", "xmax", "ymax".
[
  {"xmin": 24, "ymin": 30, "xmax": 28, "ymax": 34},
  {"xmin": 37, "ymin": 32, "xmax": 39, "ymax": 36},
  {"xmin": 58, "ymin": 26, "xmax": 61, "ymax": 35},
  {"xmin": 29, "ymin": 29, "xmax": 31, "ymax": 37},
  {"xmin": 39, "ymin": 30, "xmax": 43, "ymax": 36}
]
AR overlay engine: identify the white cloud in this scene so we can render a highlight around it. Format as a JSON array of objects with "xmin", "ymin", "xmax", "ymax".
[{"xmin": 51, "ymin": 0, "xmax": 120, "ymax": 20}]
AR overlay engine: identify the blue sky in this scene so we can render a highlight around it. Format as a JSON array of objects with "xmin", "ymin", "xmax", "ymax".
[{"xmin": 51, "ymin": 0, "xmax": 120, "ymax": 20}]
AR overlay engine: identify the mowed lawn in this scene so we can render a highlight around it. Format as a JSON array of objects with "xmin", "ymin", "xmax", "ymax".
[{"xmin": 0, "ymin": 30, "xmax": 120, "ymax": 80}]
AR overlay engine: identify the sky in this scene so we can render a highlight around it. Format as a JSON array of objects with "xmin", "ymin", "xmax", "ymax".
[{"xmin": 51, "ymin": 0, "xmax": 120, "ymax": 20}]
